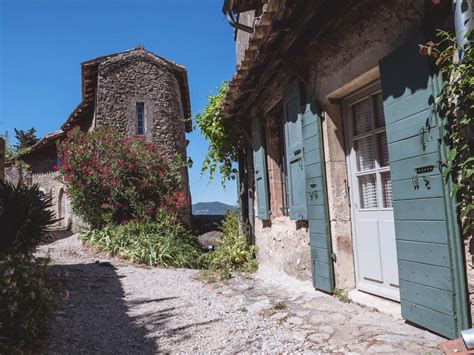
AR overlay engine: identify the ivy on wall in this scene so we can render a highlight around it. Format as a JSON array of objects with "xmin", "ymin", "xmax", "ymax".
[{"xmin": 422, "ymin": 29, "xmax": 473, "ymax": 236}]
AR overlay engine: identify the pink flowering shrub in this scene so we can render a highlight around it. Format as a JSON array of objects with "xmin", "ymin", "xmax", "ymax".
[{"xmin": 57, "ymin": 126, "xmax": 188, "ymax": 228}]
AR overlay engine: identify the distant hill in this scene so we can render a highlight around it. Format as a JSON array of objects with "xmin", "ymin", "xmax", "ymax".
[{"xmin": 192, "ymin": 202, "xmax": 238, "ymax": 215}]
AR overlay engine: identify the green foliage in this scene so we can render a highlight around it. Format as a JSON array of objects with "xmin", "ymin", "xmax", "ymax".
[
  {"xmin": 195, "ymin": 82, "xmax": 242, "ymax": 186},
  {"xmin": 0, "ymin": 256, "xmax": 54, "ymax": 354},
  {"xmin": 14, "ymin": 128, "xmax": 39, "ymax": 150},
  {"xmin": 423, "ymin": 30, "xmax": 474, "ymax": 236},
  {"xmin": 1, "ymin": 132, "xmax": 19, "ymax": 161},
  {"xmin": 333, "ymin": 288, "xmax": 351, "ymax": 303},
  {"xmin": 274, "ymin": 301, "xmax": 287, "ymax": 310},
  {"xmin": 0, "ymin": 181, "xmax": 56, "ymax": 256},
  {"xmin": 81, "ymin": 211, "xmax": 203, "ymax": 268},
  {"xmin": 202, "ymin": 211, "xmax": 257, "ymax": 273},
  {"xmin": 0, "ymin": 181, "xmax": 55, "ymax": 353},
  {"xmin": 57, "ymin": 126, "xmax": 188, "ymax": 228}
]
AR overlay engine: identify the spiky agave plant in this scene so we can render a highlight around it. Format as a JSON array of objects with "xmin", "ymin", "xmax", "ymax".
[{"xmin": 0, "ymin": 181, "xmax": 56, "ymax": 256}]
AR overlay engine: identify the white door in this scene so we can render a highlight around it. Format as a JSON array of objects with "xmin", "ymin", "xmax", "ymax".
[{"xmin": 345, "ymin": 87, "xmax": 399, "ymax": 301}]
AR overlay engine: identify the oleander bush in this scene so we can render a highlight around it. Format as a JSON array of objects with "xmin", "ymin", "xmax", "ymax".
[
  {"xmin": 57, "ymin": 126, "xmax": 188, "ymax": 228},
  {"xmin": 81, "ymin": 209, "xmax": 202, "ymax": 268},
  {"xmin": 202, "ymin": 211, "xmax": 257, "ymax": 274}
]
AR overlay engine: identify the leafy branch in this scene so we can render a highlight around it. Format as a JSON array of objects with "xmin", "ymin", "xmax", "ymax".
[
  {"xmin": 195, "ymin": 82, "xmax": 243, "ymax": 186},
  {"xmin": 422, "ymin": 29, "xmax": 473, "ymax": 236}
]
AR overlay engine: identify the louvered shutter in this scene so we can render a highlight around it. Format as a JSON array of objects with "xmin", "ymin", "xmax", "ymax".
[
  {"xmin": 283, "ymin": 80, "xmax": 307, "ymax": 220},
  {"xmin": 302, "ymin": 100, "xmax": 335, "ymax": 293},
  {"xmin": 379, "ymin": 33, "xmax": 469, "ymax": 338},
  {"xmin": 251, "ymin": 117, "xmax": 270, "ymax": 220}
]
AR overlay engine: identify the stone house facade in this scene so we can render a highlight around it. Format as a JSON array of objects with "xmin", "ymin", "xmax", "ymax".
[
  {"xmin": 14, "ymin": 46, "xmax": 192, "ymax": 230},
  {"xmin": 222, "ymin": 0, "xmax": 473, "ymax": 339}
]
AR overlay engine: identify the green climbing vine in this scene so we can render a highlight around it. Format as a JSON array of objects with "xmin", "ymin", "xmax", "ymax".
[
  {"xmin": 195, "ymin": 82, "xmax": 243, "ymax": 186},
  {"xmin": 423, "ymin": 29, "xmax": 473, "ymax": 237}
]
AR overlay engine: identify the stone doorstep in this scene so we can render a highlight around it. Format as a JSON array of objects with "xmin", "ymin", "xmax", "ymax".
[
  {"xmin": 347, "ymin": 289, "xmax": 402, "ymax": 319},
  {"xmin": 439, "ymin": 338, "xmax": 471, "ymax": 354}
]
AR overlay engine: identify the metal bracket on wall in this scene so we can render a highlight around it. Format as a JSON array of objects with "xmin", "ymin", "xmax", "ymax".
[{"xmin": 419, "ymin": 126, "xmax": 428, "ymax": 151}]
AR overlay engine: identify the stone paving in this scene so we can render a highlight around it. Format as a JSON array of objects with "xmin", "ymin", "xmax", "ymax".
[
  {"xmin": 211, "ymin": 272, "xmax": 445, "ymax": 353},
  {"xmin": 38, "ymin": 234, "xmax": 445, "ymax": 353}
]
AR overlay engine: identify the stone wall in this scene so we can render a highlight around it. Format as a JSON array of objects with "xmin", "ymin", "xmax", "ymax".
[
  {"xmin": 23, "ymin": 145, "xmax": 71, "ymax": 228},
  {"xmin": 31, "ymin": 171, "xmax": 70, "ymax": 228},
  {"xmin": 94, "ymin": 50, "xmax": 190, "ymax": 216},
  {"xmin": 5, "ymin": 162, "xmax": 23, "ymax": 186},
  {"xmin": 95, "ymin": 51, "xmax": 188, "ymax": 160},
  {"xmin": 254, "ymin": 216, "xmax": 312, "ymax": 281}
]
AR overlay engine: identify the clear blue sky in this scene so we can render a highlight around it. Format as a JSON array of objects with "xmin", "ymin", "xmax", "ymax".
[{"xmin": 0, "ymin": 0, "xmax": 238, "ymax": 205}]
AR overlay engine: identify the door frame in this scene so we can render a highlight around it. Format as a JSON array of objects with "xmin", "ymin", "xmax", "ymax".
[{"xmin": 342, "ymin": 80, "xmax": 400, "ymax": 302}]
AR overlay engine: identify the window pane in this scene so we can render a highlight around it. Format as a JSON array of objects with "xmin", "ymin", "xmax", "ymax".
[
  {"xmin": 381, "ymin": 172, "xmax": 393, "ymax": 208},
  {"xmin": 136, "ymin": 104, "xmax": 144, "ymax": 135},
  {"xmin": 376, "ymin": 132, "xmax": 389, "ymax": 167},
  {"xmin": 358, "ymin": 174, "xmax": 378, "ymax": 209},
  {"xmin": 355, "ymin": 136, "xmax": 375, "ymax": 171},
  {"xmin": 352, "ymin": 98, "xmax": 372, "ymax": 135},
  {"xmin": 373, "ymin": 92, "xmax": 385, "ymax": 128}
]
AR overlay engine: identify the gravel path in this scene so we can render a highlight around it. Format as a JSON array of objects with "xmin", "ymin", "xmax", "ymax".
[{"xmin": 37, "ymin": 233, "xmax": 444, "ymax": 353}]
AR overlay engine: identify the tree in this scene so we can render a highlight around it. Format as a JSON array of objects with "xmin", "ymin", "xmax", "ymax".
[
  {"xmin": 0, "ymin": 132, "xmax": 18, "ymax": 161},
  {"xmin": 14, "ymin": 128, "xmax": 39, "ymax": 150}
]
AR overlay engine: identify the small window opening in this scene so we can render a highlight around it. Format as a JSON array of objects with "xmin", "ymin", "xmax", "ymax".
[{"xmin": 136, "ymin": 103, "xmax": 145, "ymax": 135}]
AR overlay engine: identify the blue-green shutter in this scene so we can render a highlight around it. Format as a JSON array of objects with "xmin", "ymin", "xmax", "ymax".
[
  {"xmin": 302, "ymin": 100, "xmax": 334, "ymax": 293},
  {"xmin": 379, "ymin": 33, "xmax": 469, "ymax": 339},
  {"xmin": 283, "ymin": 80, "xmax": 307, "ymax": 220},
  {"xmin": 251, "ymin": 117, "xmax": 270, "ymax": 220}
]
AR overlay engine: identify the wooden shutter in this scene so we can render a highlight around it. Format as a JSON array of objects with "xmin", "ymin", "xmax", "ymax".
[
  {"xmin": 251, "ymin": 117, "xmax": 270, "ymax": 220},
  {"xmin": 379, "ymin": 33, "xmax": 469, "ymax": 338},
  {"xmin": 283, "ymin": 80, "xmax": 307, "ymax": 220},
  {"xmin": 302, "ymin": 100, "xmax": 334, "ymax": 293}
]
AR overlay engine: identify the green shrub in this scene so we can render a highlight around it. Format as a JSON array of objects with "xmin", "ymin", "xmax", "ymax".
[
  {"xmin": 0, "ymin": 181, "xmax": 56, "ymax": 256},
  {"xmin": 81, "ymin": 210, "xmax": 202, "ymax": 268},
  {"xmin": 0, "ymin": 181, "xmax": 56, "ymax": 353},
  {"xmin": 0, "ymin": 256, "xmax": 54, "ymax": 354},
  {"xmin": 203, "ymin": 211, "xmax": 257, "ymax": 273}
]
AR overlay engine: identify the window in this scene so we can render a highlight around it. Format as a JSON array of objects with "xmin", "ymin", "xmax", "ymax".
[
  {"xmin": 351, "ymin": 92, "xmax": 392, "ymax": 209},
  {"xmin": 136, "ymin": 103, "xmax": 145, "ymax": 135}
]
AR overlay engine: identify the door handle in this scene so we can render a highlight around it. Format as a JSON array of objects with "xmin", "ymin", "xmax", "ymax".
[{"xmin": 294, "ymin": 149, "xmax": 302, "ymax": 155}]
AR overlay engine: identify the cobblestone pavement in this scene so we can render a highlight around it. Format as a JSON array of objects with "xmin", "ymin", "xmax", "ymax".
[{"xmin": 37, "ymin": 234, "xmax": 444, "ymax": 353}]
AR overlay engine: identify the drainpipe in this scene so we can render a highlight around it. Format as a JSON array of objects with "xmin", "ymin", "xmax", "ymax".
[
  {"xmin": 454, "ymin": 0, "xmax": 473, "ymax": 49},
  {"xmin": 225, "ymin": 11, "xmax": 254, "ymax": 34}
]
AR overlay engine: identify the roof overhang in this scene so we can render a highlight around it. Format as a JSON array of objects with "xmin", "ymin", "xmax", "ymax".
[
  {"xmin": 221, "ymin": 0, "xmax": 356, "ymax": 122},
  {"xmin": 222, "ymin": 0, "xmax": 264, "ymax": 14}
]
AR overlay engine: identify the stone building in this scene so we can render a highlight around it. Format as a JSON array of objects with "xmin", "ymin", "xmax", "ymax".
[
  {"xmin": 222, "ymin": 0, "xmax": 473, "ymax": 339},
  {"xmin": 15, "ymin": 45, "xmax": 192, "ymax": 229}
]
